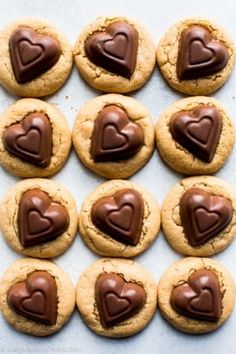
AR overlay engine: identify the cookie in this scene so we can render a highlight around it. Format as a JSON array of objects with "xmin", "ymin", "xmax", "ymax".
[
  {"xmin": 0, "ymin": 258, "xmax": 75, "ymax": 336},
  {"xmin": 0, "ymin": 178, "xmax": 78, "ymax": 258},
  {"xmin": 76, "ymin": 258, "xmax": 157, "ymax": 337},
  {"xmin": 72, "ymin": 94, "xmax": 154, "ymax": 179},
  {"xmin": 156, "ymin": 97, "xmax": 235, "ymax": 175},
  {"xmin": 79, "ymin": 180, "xmax": 160, "ymax": 257},
  {"xmin": 161, "ymin": 176, "xmax": 236, "ymax": 256},
  {"xmin": 0, "ymin": 18, "xmax": 73, "ymax": 97},
  {"xmin": 74, "ymin": 16, "xmax": 155, "ymax": 93},
  {"xmin": 157, "ymin": 18, "xmax": 235, "ymax": 95},
  {"xmin": 0, "ymin": 98, "xmax": 71, "ymax": 178},
  {"xmin": 158, "ymin": 257, "xmax": 235, "ymax": 334}
]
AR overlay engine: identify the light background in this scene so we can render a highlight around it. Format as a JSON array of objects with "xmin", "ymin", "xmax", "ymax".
[{"xmin": 0, "ymin": 0, "xmax": 236, "ymax": 353}]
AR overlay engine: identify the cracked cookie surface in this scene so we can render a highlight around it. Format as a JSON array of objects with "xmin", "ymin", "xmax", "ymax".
[
  {"xmin": 161, "ymin": 176, "xmax": 236, "ymax": 256},
  {"xmin": 0, "ymin": 98, "xmax": 71, "ymax": 178},
  {"xmin": 79, "ymin": 180, "xmax": 160, "ymax": 257},
  {"xmin": 0, "ymin": 258, "xmax": 75, "ymax": 336},
  {"xmin": 157, "ymin": 18, "xmax": 235, "ymax": 95},
  {"xmin": 156, "ymin": 97, "xmax": 235, "ymax": 175},
  {"xmin": 72, "ymin": 94, "xmax": 155, "ymax": 179},
  {"xmin": 0, "ymin": 18, "xmax": 73, "ymax": 97},
  {"xmin": 74, "ymin": 16, "xmax": 156, "ymax": 93},
  {"xmin": 158, "ymin": 257, "xmax": 235, "ymax": 334},
  {"xmin": 0, "ymin": 178, "xmax": 78, "ymax": 258},
  {"xmin": 76, "ymin": 258, "xmax": 157, "ymax": 337}
]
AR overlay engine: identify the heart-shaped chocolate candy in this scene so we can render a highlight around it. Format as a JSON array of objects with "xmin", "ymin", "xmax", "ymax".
[
  {"xmin": 171, "ymin": 269, "xmax": 222, "ymax": 322},
  {"xmin": 3, "ymin": 112, "xmax": 52, "ymax": 167},
  {"xmin": 7, "ymin": 271, "xmax": 57, "ymax": 325},
  {"xmin": 90, "ymin": 105, "xmax": 144, "ymax": 162},
  {"xmin": 9, "ymin": 27, "xmax": 61, "ymax": 84},
  {"xmin": 91, "ymin": 189, "xmax": 144, "ymax": 245},
  {"xmin": 85, "ymin": 21, "xmax": 138, "ymax": 78},
  {"xmin": 170, "ymin": 105, "xmax": 222, "ymax": 162},
  {"xmin": 18, "ymin": 189, "xmax": 69, "ymax": 247},
  {"xmin": 180, "ymin": 187, "xmax": 233, "ymax": 246},
  {"xmin": 95, "ymin": 273, "xmax": 146, "ymax": 327},
  {"xmin": 177, "ymin": 25, "xmax": 229, "ymax": 80}
]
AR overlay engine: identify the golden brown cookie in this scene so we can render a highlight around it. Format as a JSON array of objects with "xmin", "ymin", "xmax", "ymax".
[
  {"xmin": 0, "ymin": 258, "xmax": 75, "ymax": 336},
  {"xmin": 74, "ymin": 16, "xmax": 156, "ymax": 93},
  {"xmin": 156, "ymin": 96, "xmax": 235, "ymax": 175},
  {"xmin": 158, "ymin": 257, "xmax": 235, "ymax": 334},
  {"xmin": 0, "ymin": 98, "xmax": 71, "ymax": 178},
  {"xmin": 76, "ymin": 258, "xmax": 157, "ymax": 337},
  {"xmin": 72, "ymin": 94, "xmax": 154, "ymax": 179},
  {"xmin": 157, "ymin": 18, "xmax": 235, "ymax": 95},
  {"xmin": 79, "ymin": 180, "xmax": 160, "ymax": 257},
  {"xmin": 0, "ymin": 18, "xmax": 73, "ymax": 97},
  {"xmin": 0, "ymin": 178, "xmax": 78, "ymax": 258},
  {"xmin": 161, "ymin": 176, "xmax": 236, "ymax": 256}
]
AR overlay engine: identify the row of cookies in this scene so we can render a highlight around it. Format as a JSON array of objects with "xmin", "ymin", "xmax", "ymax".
[
  {"xmin": 0, "ymin": 257, "xmax": 235, "ymax": 337},
  {"xmin": 0, "ymin": 16, "xmax": 233, "ymax": 97},
  {"xmin": 0, "ymin": 176, "xmax": 235, "ymax": 259},
  {"xmin": 0, "ymin": 94, "xmax": 234, "ymax": 178}
]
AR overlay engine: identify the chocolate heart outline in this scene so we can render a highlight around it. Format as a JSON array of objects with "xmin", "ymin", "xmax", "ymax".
[
  {"xmin": 7, "ymin": 271, "xmax": 58, "ymax": 325},
  {"xmin": 9, "ymin": 27, "xmax": 61, "ymax": 84},
  {"xmin": 85, "ymin": 21, "xmax": 138, "ymax": 78},
  {"xmin": 3, "ymin": 112, "xmax": 52, "ymax": 167},
  {"xmin": 171, "ymin": 269, "xmax": 222, "ymax": 322},
  {"xmin": 180, "ymin": 187, "xmax": 233, "ymax": 247},
  {"xmin": 18, "ymin": 189, "xmax": 69, "ymax": 247},
  {"xmin": 177, "ymin": 25, "xmax": 229, "ymax": 80},
  {"xmin": 91, "ymin": 188, "xmax": 144, "ymax": 246},
  {"xmin": 95, "ymin": 273, "xmax": 146, "ymax": 327},
  {"xmin": 170, "ymin": 105, "xmax": 222, "ymax": 162},
  {"xmin": 90, "ymin": 105, "xmax": 144, "ymax": 162}
]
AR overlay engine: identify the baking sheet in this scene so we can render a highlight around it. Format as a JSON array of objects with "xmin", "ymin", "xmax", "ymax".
[{"xmin": 0, "ymin": 0, "xmax": 236, "ymax": 353}]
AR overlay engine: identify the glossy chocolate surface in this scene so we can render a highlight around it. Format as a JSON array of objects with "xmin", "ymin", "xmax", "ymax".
[
  {"xmin": 91, "ymin": 188, "xmax": 144, "ymax": 245},
  {"xmin": 180, "ymin": 187, "xmax": 233, "ymax": 246},
  {"xmin": 18, "ymin": 189, "xmax": 69, "ymax": 247},
  {"xmin": 171, "ymin": 269, "xmax": 222, "ymax": 322},
  {"xmin": 3, "ymin": 112, "xmax": 52, "ymax": 167},
  {"xmin": 85, "ymin": 22, "xmax": 138, "ymax": 78},
  {"xmin": 177, "ymin": 25, "xmax": 229, "ymax": 80},
  {"xmin": 95, "ymin": 273, "xmax": 146, "ymax": 327},
  {"xmin": 7, "ymin": 271, "xmax": 57, "ymax": 325}
]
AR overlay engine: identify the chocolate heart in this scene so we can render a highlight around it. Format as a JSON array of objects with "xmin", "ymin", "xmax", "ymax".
[
  {"xmin": 180, "ymin": 187, "xmax": 233, "ymax": 246},
  {"xmin": 171, "ymin": 269, "xmax": 222, "ymax": 322},
  {"xmin": 170, "ymin": 105, "xmax": 222, "ymax": 162},
  {"xmin": 177, "ymin": 25, "xmax": 229, "ymax": 80},
  {"xmin": 91, "ymin": 189, "xmax": 144, "ymax": 245},
  {"xmin": 9, "ymin": 27, "xmax": 61, "ymax": 84},
  {"xmin": 85, "ymin": 21, "xmax": 138, "ymax": 78},
  {"xmin": 3, "ymin": 112, "xmax": 52, "ymax": 167},
  {"xmin": 18, "ymin": 189, "xmax": 69, "ymax": 247},
  {"xmin": 90, "ymin": 105, "xmax": 144, "ymax": 162},
  {"xmin": 95, "ymin": 273, "xmax": 146, "ymax": 327},
  {"xmin": 7, "ymin": 271, "xmax": 57, "ymax": 325}
]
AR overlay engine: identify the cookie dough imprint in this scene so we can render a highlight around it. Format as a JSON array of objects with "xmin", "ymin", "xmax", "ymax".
[
  {"xmin": 0, "ymin": 98, "xmax": 71, "ymax": 178},
  {"xmin": 156, "ymin": 96, "xmax": 235, "ymax": 175},
  {"xmin": 74, "ymin": 16, "xmax": 156, "ymax": 93},
  {"xmin": 0, "ymin": 18, "xmax": 73, "ymax": 97},
  {"xmin": 0, "ymin": 258, "xmax": 75, "ymax": 336},
  {"xmin": 76, "ymin": 258, "xmax": 157, "ymax": 337},
  {"xmin": 0, "ymin": 178, "xmax": 78, "ymax": 258},
  {"xmin": 72, "ymin": 94, "xmax": 155, "ymax": 179},
  {"xmin": 158, "ymin": 257, "xmax": 235, "ymax": 334},
  {"xmin": 161, "ymin": 176, "xmax": 236, "ymax": 256},
  {"xmin": 157, "ymin": 18, "xmax": 235, "ymax": 95},
  {"xmin": 79, "ymin": 180, "xmax": 160, "ymax": 257}
]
